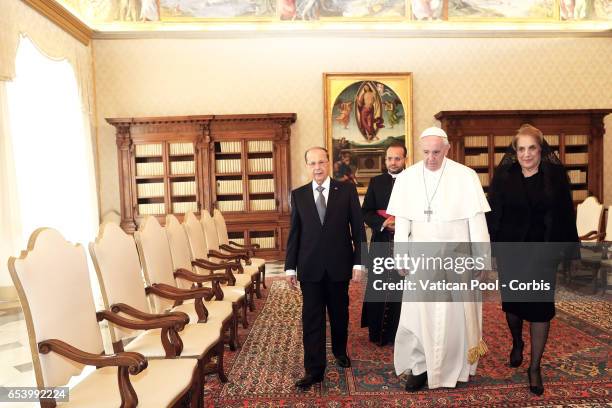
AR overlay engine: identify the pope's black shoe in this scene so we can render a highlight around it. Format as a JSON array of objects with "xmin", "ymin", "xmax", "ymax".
[
  {"xmin": 335, "ymin": 355, "xmax": 351, "ymax": 368},
  {"xmin": 405, "ymin": 371, "xmax": 427, "ymax": 392},
  {"xmin": 295, "ymin": 373, "xmax": 324, "ymax": 390}
]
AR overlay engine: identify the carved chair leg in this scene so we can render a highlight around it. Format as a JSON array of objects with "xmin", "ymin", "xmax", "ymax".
[
  {"xmin": 248, "ymin": 286, "xmax": 255, "ymax": 312},
  {"xmin": 241, "ymin": 299, "xmax": 249, "ymax": 329},
  {"xmin": 255, "ymin": 274, "xmax": 262, "ymax": 299},
  {"xmin": 261, "ymin": 266, "xmax": 267, "ymax": 289},
  {"xmin": 216, "ymin": 341, "xmax": 228, "ymax": 383},
  {"xmin": 188, "ymin": 363, "xmax": 204, "ymax": 408}
]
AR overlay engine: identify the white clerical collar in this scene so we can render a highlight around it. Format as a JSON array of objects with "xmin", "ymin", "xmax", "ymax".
[
  {"xmin": 388, "ymin": 171, "xmax": 402, "ymax": 178},
  {"xmin": 312, "ymin": 176, "xmax": 331, "ymax": 191}
]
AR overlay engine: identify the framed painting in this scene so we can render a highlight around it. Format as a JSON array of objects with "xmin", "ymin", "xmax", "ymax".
[{"xmin": 324, "ymin": 73, "xmax": 413, "ymax": 195}]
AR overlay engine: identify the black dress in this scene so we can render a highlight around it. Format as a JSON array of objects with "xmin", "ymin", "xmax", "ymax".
[{"xmin": 487, "ymin": 162, "xmax": 579, "ymax": 322}]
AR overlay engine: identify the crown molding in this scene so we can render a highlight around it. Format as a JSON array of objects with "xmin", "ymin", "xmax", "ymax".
[
  {"xmin": 90, "ymin": 22, "xmax": 612, "ymax": 40},
  {"xmin": 22, "ymin": 0, "xmax": 92, "ymax": 45}
]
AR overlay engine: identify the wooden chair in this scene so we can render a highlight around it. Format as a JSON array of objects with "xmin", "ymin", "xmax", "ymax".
[
  {"xmin": 9, "ymin": 228, "xmax": 199, "ymax": 408},
  {"xmin": 201, "ymin": 211, "xmax": 261, "ymax": 301},
  {"xmin": 183, "ymin": 212, "xmax": 252, "ymax": 328},
  {"xmin": 166, "ymin": 214, "xmax": 239, "ymax": 350},
  {"xmin": 90, "ymin": 222, "xmax": 227, "ymax": 401},
  {"xmin": 572, "ymin": 196, "xmax": 605, "ymax": 290},
  {"xmin": 211, "ymin": 209, "xmax": 267, "ymax": 293}
]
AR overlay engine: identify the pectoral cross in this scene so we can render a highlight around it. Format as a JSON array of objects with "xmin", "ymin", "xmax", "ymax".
[{"xmin": 424, "ymin": 206, "xmax": 433, "ymax": 222}]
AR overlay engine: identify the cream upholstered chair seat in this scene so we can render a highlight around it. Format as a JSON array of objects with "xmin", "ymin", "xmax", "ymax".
[
  {"xmin": 125, "ymin": 324, "xmax": 221, "ymax": 358},
  {"xmin": 62, "ymin": 359, "xmax": 196, "ymax": 407},
  {"xmin": 9, "ymin": 228, "xmax": 198, "ymax": 407},
  {"xmin": 172, "ymin": 300, "xmax": 233, "ymax": 329}
]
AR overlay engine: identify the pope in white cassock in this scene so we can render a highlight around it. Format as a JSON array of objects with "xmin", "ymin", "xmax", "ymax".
[{"xmin": 386, "ymin": 126, "xmax": 491, "ymax": 391}]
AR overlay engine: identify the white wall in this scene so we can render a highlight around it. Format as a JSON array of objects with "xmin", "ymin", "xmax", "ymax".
[{"xmin": 93, "ymin": 36, "xmax": 612, "ymax": 216}]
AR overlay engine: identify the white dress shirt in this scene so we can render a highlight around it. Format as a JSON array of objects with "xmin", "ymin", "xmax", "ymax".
[{"xmin": 285, "ymin": 176, "xmax": 363, "ymax": 276}]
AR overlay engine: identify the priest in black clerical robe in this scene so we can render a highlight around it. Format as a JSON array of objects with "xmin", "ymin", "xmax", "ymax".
[{"xmin": 360, "ymin": 143, "xmax": 406, "ymax": 346}]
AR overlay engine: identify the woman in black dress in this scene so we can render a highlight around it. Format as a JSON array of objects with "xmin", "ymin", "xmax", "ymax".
[{"xmin": 487, "ymin": 124, "xmax": 579, "ymax": 395}]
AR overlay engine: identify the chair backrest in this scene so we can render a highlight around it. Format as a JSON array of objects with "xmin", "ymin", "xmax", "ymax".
[
  {"xmin": 576, "ymin": 196, "xmax": 603, "ymax": 241},
  {"xmin": 183, "ymin": 212, "xmax": 211, "ymax": 275},
  {"xmin": 133, "ymin": 216, "xmax": 178, "ymax": 313},
  {"xmin": 89, "ymin": 222, "xmax": 151, "ymax": 343},
  {"xmin": 201, "ymin": 211, "xmax": 221, "ymax": 251},
  {"xmin": 166, "ymin": 214, "xmax": 196, "ymax": 290},
  {"xmin": 212, "ymin": 209, "xmax": 230, "ymax": 245},
  {"xmin": 9, "ymin": 228, "xmax": 103, "ymax": 388}
]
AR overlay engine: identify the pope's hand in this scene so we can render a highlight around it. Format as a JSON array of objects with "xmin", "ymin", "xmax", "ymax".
[
  {"xmin": 351, "ymin": 268, "xmax": 363, "ymax": 283},
  {"xmin": 397, "ymin": 269, "xmax": 409, "ymax": 277},
  {"xmin": 382, "ymin": 217, "xmax": 396, "ymax": 232}
]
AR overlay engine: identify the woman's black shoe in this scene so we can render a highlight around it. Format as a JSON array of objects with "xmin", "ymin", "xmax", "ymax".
[
  {"xmin": 527, "ymin": 367, "xmax": 544, "ymax": 396},
  {"xmin": 509, "ymin": 340, "xmax": 524, "ymax": 367}
]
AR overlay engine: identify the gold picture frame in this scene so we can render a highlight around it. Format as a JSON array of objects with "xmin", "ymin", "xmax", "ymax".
[{"xmin": 324, "ymin": 72, "xmax": 413, "ymax": 195}]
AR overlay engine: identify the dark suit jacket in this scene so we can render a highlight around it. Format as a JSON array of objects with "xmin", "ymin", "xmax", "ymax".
[
  {"xmin": 487, "ymin": 162, "xmax": 579, "ymax": 244},
  {"xmin": 362, "ymin": 173, "xmax": 395, "ymax": 243},
  {"xmin": 284, "ymin": 178, "xmax": 365, "ymax": 282}
]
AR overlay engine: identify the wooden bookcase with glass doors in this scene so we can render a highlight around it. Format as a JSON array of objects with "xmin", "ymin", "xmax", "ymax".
[
  {"xmin": 435, "ymin": 109, "xmax": 609, "ymax": 205},
  {"xmin": 107, "ymin": 113, "xmax": 296, "ymax": 260}
]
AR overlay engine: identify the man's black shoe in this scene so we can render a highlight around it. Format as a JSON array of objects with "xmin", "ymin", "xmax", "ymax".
[
  {"xmin": 335, "ymin": 355, "xmax": 351, "ymax": 368},
  {"xmin": 295, "ymin": 374, "xmax": 324, "ymax": 390},
  {"xmin": 405, "ymin": 371, "xmax": 427, "ymax": 391}
]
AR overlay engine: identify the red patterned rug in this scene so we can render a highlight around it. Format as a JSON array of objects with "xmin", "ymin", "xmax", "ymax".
[{"xmin": 204, "ymin": 279, "xmax": 611, "ymax": 407}]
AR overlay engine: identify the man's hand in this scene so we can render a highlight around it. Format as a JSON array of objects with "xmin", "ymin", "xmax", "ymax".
[
  {"xmin": 287, "ymin": 275, "xmax": 299, "ymax": 290},
  {"xmin": 397, "ymin": 269, "xmax": 409, "ymax": 277},
  {"xmin": 351, "ymin": 268, "xmax": 363, "ymax": 283},
  {"xmin": 382, "ymin": 216, "xmax": 395, "ymax": 232}
]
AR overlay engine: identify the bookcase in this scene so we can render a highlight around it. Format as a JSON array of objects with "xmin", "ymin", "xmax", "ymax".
[
  {"xmin": 435, "ymin": 109, "xmax": 609, "ymax": 204},
  {"xmin": 107, "ymin": 113, "xmax": 296, "ymax": 260}
]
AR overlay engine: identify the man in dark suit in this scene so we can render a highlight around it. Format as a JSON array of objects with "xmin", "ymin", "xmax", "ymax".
[
  {"xmin": 285, "ymin": 146, "xmax": 365, "ymax": 390},
  {"xmin": 360, "ymin": 142, "xmax": 407, "ymax": 346}
]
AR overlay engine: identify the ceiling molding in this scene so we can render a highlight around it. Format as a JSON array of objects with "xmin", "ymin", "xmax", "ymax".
[
  {"xmin": 90, "ymin": 22, "xmax": 612, "ymax": 40},
  {"xmin": 23, "ymin": 0, "xmax": 92, "ymax": 45}
]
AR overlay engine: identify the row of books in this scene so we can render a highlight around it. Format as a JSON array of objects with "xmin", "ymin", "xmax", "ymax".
[
  {"xmin": 250, "ymin": 199, "xmax": 276, "ymax": 211},
  {"xmin": 247, "ymin": 140, "xmax": 274, "ymax": 153},
  {"xmin": 137, "ymin": 162, "xmax": 164, "ymax": 177},
  {"xmin": 218, "ymin": 200, "xmax": 245, "ymax": 212},
  {"xmin": 465, "ymin": 136, "xmax": 488, "ymax": 148},
  {"xmin": 249, "ymin": 179, "xmax": 275, "ymax": 193},
  {"xmin": 465, "ymin": 153, "xmax": 488, "ymax": 167},
  {"xmin": 248, "ymin": 158, "xmax": 274, "ymax": 173},
  {"xmin": 216, "ymin": 159, "xmax": 241, "ymax": 173},
  {"xmin": 565, "ymin": 153, "xmax": 588, "ymax": 165},
  {"xmin": 217, "ymin": 180, "xmax": 243, "ymax": 195},
  {"xmin": 135, "ymin": 144, "xmax": 162, "ymax": 157},
  {"xmin": 477, "ymin": 173, "xmax": 490, "ymax": 187},
  {"xmin": 250, "ymin": 237, "xmax": 275, "ymax": 249},
  {"xmin": 218, "ymin": 141, "xmax": 242, "ymax": 153},
  {"xmin": 565, "ymin": 134, "xmax": 588, "ymax": 145},
  {"xmin": 170, "ymin": 161, "xmax": 195, "ymax": 175},
  {"xmin": 572, "ymin": 190, "xmax": 588, "ymax": 201},
  {"xmin": 544, "ymin": 135, "xmax": 559, "ymax": 146},
  {"xmin": 173, "ymin": 201, "xmax": 198, "ymax": 214},
  {"xmin": 494, "ymin": 136, "xmax": 514, "ymax": 147},
  {"xmin": 567, "ymin": 170, "xmax": 588, "ymax": 184},
  {"xmin": 169, "ymin": 142, "xmax": 195, "ymax": 156},
  {"xmin": 172, "ymin": 181, "xmax": 197, "ymax": 196},
  {"xmin": 139, "ymin": 203, "xmax": 165, "ymax": 215},
  {"xmin": 137, "ymin": 182, "xmax": 164, "ymax": 198}
]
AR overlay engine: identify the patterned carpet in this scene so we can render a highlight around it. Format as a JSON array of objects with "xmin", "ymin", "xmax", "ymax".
[{"xmin": 205, "ymin": 279, "xmax": 611, "ymax": 407}]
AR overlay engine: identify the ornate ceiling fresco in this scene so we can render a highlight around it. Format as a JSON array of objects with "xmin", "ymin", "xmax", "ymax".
[{"xmin": 57, "ymin": 0, "xmax": 611, "ymax": 23}]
